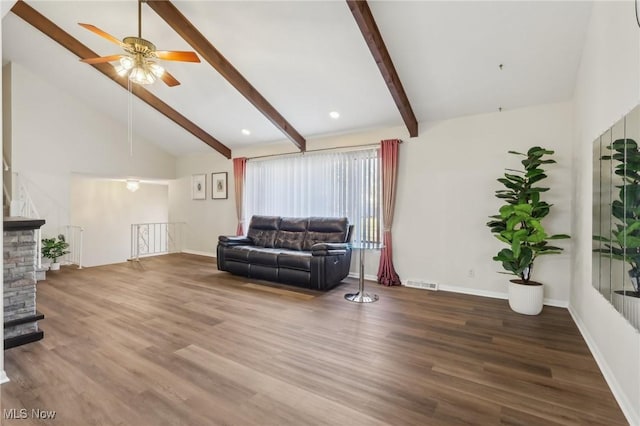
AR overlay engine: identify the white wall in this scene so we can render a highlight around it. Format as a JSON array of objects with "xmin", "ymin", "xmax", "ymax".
[
  {"xmin": 171, "ymin": 101, "xmax": 573, "ymax": 305},
  {"xmin": 7, "ymin": 62, "xmax": 176, "ymax": 236},
  {"xmin": 396, "ymin": 102, "xmax": 573, "ymax": 303},
  {"xmin": 70, "ymin": 176, "xmax": 169, "ymax": 267},
  {"xmin": 169, "ymin": 154, "xmax": 236, "ymax": 256},
  {"xmin": 571, "ymin": 1, "xmax": 640, "ymax": 424}
]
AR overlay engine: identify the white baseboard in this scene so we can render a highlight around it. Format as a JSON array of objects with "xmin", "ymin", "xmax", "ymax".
[
  {"xmin": 181, "ymin": 249, "xmax": 216, "ymax": 258},
  {"xmin": 0, "ymin": 370, "xmax": 9, "ymax": 384},
  {"xmin": 345, "ymin": 275, "xmax": 567, "ymax": 307},
  {"xmin": 542, "ymin": 298, "xmax": 569, "ymax": 308},
  {"xmin": 404, "ymin": 282, "xmax": 568, "ymax": 308},
  {"xmin": 568, "ymin": 306, "xmax": 639, "ymax": 426},
  {"xmin": 437, "ymin": 283, "xmax": 507, "ymax": 300},
  {"xmin": 348, "ymin": 272, "xmax": 378, "ymax": 281}
]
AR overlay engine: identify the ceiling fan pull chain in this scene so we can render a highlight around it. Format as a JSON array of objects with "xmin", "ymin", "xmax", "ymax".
[{"xmin": 128, "ymin": 79, "xmax": 134, "ymax": 157}]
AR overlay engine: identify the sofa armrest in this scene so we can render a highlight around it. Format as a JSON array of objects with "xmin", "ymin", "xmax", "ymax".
[
  {"xmin": 311, "ymin": 242, "xmax": 349, "ymax": 257},
  {"xmin": 218, "ymin": 235, "xmax": 253, "ymax": 247}
]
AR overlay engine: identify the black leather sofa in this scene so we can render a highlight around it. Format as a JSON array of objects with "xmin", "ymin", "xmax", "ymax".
[{"xmin": 217, "ymin": 216, "xmax": 352, "ymax": 290}]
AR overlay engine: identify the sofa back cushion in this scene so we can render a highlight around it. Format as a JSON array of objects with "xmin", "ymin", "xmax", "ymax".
[
  {"xmin": 247, "ymin": 216, "xmax": 281, "ymax": 248},
  {"xmin": 302, "ymin": 217, "xmax": 349, "ymax": 250},
  {"xmin": 275, "ymin": 217, "xmax": 308, "ymax": 251}
]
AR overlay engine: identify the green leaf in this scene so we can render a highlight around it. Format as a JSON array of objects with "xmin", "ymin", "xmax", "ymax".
[
  {"xmin": 513, "ymin": 204, "xmax": 533, "ymax": 214},
  {"xmin": 623, "ymin": 236, "xmax": 640, "ymax": 248},
  {"xmin": 497, "ymin": 178, "xmax": 521, "ymax": 190},
  {"xmin": 527, "ymin": 173, "xmax": 548, "ymax": 185},
  {"xmin": 505, "ymin": 168, "xmax": 524, "ymax": 174},
  {"xmin": 548, "ymin": 234, "xmax": 570, "ymax": 240},
  {"xmin": 525, "ymin": 168, "xmax": 545, "ymax": 178},
  {"xmin": 504, "ymin": 173, "xmax": 524, "ymax": 182}
]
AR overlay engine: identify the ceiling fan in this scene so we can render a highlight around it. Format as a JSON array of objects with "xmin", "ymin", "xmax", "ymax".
[{"xmin": 78, "ymin": 0, "xmax": 200, "ymax": 87}]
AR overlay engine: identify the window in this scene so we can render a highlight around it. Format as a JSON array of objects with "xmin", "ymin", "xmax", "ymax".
[{"xmin": 245, "ymin": 148, "xmax": 381, "ymax": 244}]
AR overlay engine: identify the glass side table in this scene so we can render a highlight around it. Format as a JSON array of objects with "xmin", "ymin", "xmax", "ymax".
[{"xmin": 345, "ymin": 242, "xmax": 383, "ymax": 303}]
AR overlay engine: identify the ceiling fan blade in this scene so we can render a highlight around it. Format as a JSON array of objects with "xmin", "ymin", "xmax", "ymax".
[
  {"xmin": 78, "ymin": 23, "xmax": 125, "ymax": 48},
  {"xmin": 154, "ymin": 51, "xmax": 201, "ymax": 63},
  {"xmin": 160, "ymin": 70, "xmax": 181, "ymax": 87},
  {"xmin": 80, "ymin": 54, "xmax": 125, "ymax": 64}
]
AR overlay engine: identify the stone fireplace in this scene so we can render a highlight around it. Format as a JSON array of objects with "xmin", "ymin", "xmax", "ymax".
[{"xmin": 3, "ymin": 217, "xmax": 45, "ymax": 349}]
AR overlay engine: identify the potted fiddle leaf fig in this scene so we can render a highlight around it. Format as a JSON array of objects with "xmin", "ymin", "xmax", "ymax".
[
  {"xmin": 487, "ymin": 146, "xmax": 570, "ymax": 315},
  {"xmin": 594, "ymin": 138, "xmax": 640, "ymax": 298},
  {"xmin": 41, "ymin": 234, "xmax": 70, "ymax": 271}
]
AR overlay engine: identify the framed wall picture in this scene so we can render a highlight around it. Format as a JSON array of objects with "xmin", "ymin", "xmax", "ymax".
[
  {"xmin": 192, "ymin": 174, "xmax": 206, "ymax": 200},
  {"xmin": 212, "ymin": 172, "xmax": 228, "ymax": 199}
]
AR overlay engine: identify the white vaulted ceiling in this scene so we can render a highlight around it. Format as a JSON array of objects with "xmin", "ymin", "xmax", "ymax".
[{"xmin": 2, "ymin": 1, "xmax": 592, "ymax": 156}]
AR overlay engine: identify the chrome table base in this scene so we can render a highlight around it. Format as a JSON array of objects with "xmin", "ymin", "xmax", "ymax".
[
  {"xmin": 344, "ymin": 292, "xmax": 379, "ymax": 303},
  {"xmin": 345, "ymin": 242, "xmax": 379, "ymax": 303}
]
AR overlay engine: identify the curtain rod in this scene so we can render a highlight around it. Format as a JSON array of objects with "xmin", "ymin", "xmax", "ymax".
[{"xmin": 245, "ymin": 142, "xmax": 385, "ymax": 161}]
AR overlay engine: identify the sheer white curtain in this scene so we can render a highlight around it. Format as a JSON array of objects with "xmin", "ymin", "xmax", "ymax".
[{"xmin": 244, "ymin": 148, "xmax": 381, "ymax": 244}]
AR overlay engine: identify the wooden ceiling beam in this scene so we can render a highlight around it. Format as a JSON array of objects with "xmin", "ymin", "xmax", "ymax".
[
  {"xmin": 145, "ymin": 0, "xmax": 307, "ymax": 152},
  {"xmin": 346, "ymin": 0, "xmax": 418, "ymax": 137},
  {"xmin": 10, "ymin": 0, "xmax": 232, "ymax": 159}
]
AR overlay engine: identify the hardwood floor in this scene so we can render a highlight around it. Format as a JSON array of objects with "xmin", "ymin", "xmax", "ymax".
[{"xmin": 1, "ymin": 254, "xmax": 627, "ymax": 425}]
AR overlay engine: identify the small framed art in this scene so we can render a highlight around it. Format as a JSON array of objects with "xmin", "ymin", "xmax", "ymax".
[
  {"xmin": 212, "ymin": 172, "xmax": 228, "ymax": 199},
  {"xmin": 192, "ymin": 174, "xmax": 206, "ymax": 200}
]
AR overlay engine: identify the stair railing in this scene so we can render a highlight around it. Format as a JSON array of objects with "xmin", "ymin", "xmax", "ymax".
[
  {"xmin": 10, "ymin": 173, "xmax": 42, "ymax": 268},
  {"xmin": 131, "ymin": 222, "xmax": 185, "ymax": 261},
  {"xmin": 3, "ymin": 181, "xmax": 11, "ymax": 209},
  {"xmin": 10, "ymin": 173, "xmax": 84, "ymax": 271},
  {"xmin": 11, "ymin": 173, "xmax": 40, "ymax": 219},
  {"xmin": 63, "ymin": 225, "xmax": 84, "ymax": 269}
]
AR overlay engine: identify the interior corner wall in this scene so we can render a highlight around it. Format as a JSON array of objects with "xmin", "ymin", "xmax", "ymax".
[
  {"xmin": 7, "ymin": 62, "xmax": 176, "ymax": 237},
  {"xmin": 0, "ymin": 13, "xmax": 7, "ymax": 385},
  {"xmin": 171, "ymin": 101, "xmax": 573, "ymax": 304},
  {"xmin": 70, "ymin": 176, "xmax": 168, "ymax": 267},
  {"xmin": 571, "ymin": 1, "xmax": 640, "ymax": 424}
]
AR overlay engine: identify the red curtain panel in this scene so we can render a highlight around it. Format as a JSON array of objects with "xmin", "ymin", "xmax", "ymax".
[
  {"xmin": 377, "ymin": 139, "xmax": 402, "ymax": 286},
  {"xmin": 232, "ymin": 157, "xmax": 247, "ymax": 235}
]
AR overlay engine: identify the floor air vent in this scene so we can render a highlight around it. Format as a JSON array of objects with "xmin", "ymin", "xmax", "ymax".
[{"xmin": 405, "ymin": 280, "xmax": 438, "ymax": 291}]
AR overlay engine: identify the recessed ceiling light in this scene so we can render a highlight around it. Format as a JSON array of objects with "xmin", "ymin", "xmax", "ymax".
[
  {"xmin": 241, "ymin": 129, "xmax": 251, "ymax": 136},
  {"xmin": 329, "ymin": 111, "xmax": 340, "ymax": 119}
]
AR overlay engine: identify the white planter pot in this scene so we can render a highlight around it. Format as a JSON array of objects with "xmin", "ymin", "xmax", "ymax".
[
  {"xmin": 508, "ymin": 280, "xmax": 544, "ymax": 315},
  {"xmin": 49, "ymin": 262, "xmax": 60, "ymax": 271},
  {"xmin": 612, "ymin": 291, "xmax": 640, "ymax": 330}
]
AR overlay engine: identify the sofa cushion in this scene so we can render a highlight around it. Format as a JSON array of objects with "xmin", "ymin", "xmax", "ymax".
[
  {"xmin": 278, "ymin": 251, "xmax": 312, "ymax": 271},
  {"xmin": 248, "ymin": 248, "xmax": 281, "ymax": 267},
  {"xmin": 247, "ymin": 216, "xmax": 281, "ymax": 247},
  {"xmin": 275, "ymin": 217, "xmax": 308, "ymax": 250},
  {"xmin": 302, "ymin": 217, "xmax": 349, "ymax": 250},
  {"xmin": 225, "ymin": 246, "xmax": 255, "ymax": 262}
]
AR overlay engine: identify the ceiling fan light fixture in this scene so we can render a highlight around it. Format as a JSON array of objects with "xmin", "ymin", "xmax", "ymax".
[
  {"xmin": 120, "ymin": 56, "xmax": 135, "ymax": 70},
  {"xmin": 79, "ymin": 0, "xmax": 199, "ymax": 87},
  {"xmin": 126, "ymin": 179, "xmax": 140, "ymax": 192},
  {"xmin": 148, "ymin": 62, "xmax": 165, "ymax": 78},
  {"xmin": 115, "ymin": 65, "xmax": 128, "ymax": 77},
  {"xmin": 129, "ymin": 65, "xmax": 156, "ymax": 85}
]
